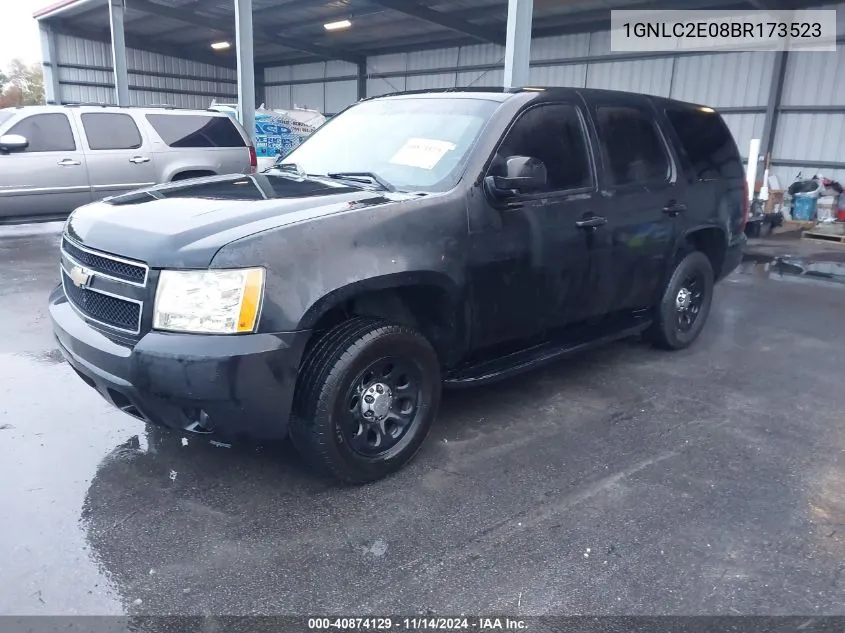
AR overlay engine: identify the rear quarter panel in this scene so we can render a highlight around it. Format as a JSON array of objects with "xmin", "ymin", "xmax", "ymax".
[
  {"xmin": 140, "ymin": 114, "xmax": 251, "ymax": 182},
  {"xmin": 153, "ymin": 147, "xmax": 251, "ymax": 182},
  {"xmin": 653, "ymin": 103, "xmax": 745, "ymax": 253}
]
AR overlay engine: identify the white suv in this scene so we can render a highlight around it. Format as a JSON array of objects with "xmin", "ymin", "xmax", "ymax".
[{"xmin": 0, "ymin": 105, "xmax": 256, "ymax": 223}]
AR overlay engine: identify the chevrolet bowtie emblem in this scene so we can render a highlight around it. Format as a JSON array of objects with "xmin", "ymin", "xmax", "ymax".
[{"xmin": 68, "ymin": 264, "xmax": 93, "ymax": 289}]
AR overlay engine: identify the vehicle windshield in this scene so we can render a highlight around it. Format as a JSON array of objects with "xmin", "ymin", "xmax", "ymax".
[
  {"xmin": 279, "ymin": 97, "xmax": 500, "ymax": 193},
  {"xmin": 0, "ymin": 110, "xmax": 14, "ymax": 128}
]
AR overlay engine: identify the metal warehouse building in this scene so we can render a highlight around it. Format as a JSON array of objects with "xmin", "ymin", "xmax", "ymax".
[{"xmin": 33, "ymin": 0, "xmax": 845, "ymax": 186}]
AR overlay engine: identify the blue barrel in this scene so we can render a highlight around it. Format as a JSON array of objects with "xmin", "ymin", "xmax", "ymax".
[{"xmin": 792, "ymin": 194, "xmax": 818, "ymax": 221}]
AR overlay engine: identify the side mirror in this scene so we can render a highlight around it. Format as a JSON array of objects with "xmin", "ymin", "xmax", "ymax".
[
  {"xmin": 485, "ymin": 155, "xmax": 547, "ymax": 199},
  {"xmin": 0, "ymin": 134, "xmax": 29, "ymax": 154}
]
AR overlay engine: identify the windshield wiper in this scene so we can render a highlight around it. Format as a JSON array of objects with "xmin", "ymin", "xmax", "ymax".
[
  {"xmin": 271, "ymin": 162, "xmax": 301, "ymax": 174},
  {"xmin": 326, "ymin": 172, "xmax": 395, "ymax": 192}
]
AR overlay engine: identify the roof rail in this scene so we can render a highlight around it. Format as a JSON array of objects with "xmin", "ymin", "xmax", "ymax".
[{"xmin": 60, "ymin": 102, "xmax": 180, "ymax": 109}]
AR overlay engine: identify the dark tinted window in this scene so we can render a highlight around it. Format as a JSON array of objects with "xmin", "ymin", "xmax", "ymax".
[
  {"xmin": 665, "ymin": 108, "xmax": 743, "ymax": 180},
  {"xmin": 81, "ymin": 113, "xmax": 142, "ymax": 150},
  {"xmin": 595, "ymin": 106, "xmax": 669, "ymax": 186},
  {"xmin": 493, "ymin": 104, "xmax": 592, "ymax": 192},
  {"xmin": 146, "ymin": 114, "xmax": 245, "ymax": 148},
  {"xmin": 8, "ymin": 113, "xmax": 75, "ymax": 152}
]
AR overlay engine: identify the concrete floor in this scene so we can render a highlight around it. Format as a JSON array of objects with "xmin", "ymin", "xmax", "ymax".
[{"xmin": 1, "ymin": 224, "xmax": 845, "ymax": 617}]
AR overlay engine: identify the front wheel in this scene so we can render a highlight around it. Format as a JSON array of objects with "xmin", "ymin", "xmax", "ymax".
[
  {"xmin": 648, "ymin": 251, "xmax": 715, "ymax": 350},
  {"xmin": 290, "ymin": 317, "xmax": 442, "ymax": 484}
]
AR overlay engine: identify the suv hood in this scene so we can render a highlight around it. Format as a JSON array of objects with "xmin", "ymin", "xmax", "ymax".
[{"xmin": 65, "ymin": 173, "xmax": 408, "ymax": 268}]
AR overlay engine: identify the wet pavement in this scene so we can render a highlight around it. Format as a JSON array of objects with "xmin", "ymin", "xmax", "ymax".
[{"xmin": 2, "ymin": 223, "xmax": 845, "ymax": 617}]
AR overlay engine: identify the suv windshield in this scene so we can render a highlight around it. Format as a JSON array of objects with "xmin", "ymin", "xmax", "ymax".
[
  {"xmin": 280, "ymin": 97, "xmax": 500, "ymax": 193},
  {"xmin": 0, "ymin": 110, "xmax": 14, "ymax": 128}
]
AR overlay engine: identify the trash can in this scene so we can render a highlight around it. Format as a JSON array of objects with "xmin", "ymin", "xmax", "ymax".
[{"xmin": 792, "ymin": 193, "xmax": 818, "ymax": 221}]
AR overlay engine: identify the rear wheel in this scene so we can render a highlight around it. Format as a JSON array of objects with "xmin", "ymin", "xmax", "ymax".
[
  {"xmin": 648, "ymin": 251, "xmax": 714, "ymax": 350},
  {"xmin": 290, "ymin": 317, "xmax": 441, "ymax": 484}
]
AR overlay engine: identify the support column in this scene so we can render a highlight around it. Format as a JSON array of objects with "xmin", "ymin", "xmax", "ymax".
[
  {"xmin": 503, "ymin": 0, "xmax": 533, "ymax": 88},
  {"xmin": 108, "ymin": 0, "xmax": 130, "ymax": 105},
  {"xmin": 38, "ymin": 23, "xmax": 62, "ymax": 104},
  {"xmin": 235, "ymin": 0, "xmax": 256, "ymax": 144},
  {"xmin": 255, "ymin": 65, "xmax": 266, "ymax": 109},
  {"xmin": 357, "ymin": 60, "xmax": 367, "ymax": 101},
  {"xmin": 758, "ymin": 50, "xmax": 788, "ymax": 188}
]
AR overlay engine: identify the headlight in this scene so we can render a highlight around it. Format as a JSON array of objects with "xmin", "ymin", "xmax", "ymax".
[{"xmin": 153, "ymin": 268, "xmax": 265, "ymax": 334}]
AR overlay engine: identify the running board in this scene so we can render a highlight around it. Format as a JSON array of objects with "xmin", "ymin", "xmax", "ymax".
[{"xmin": 444, "ymin": 319, "xmax": 651, "ymax": 388}]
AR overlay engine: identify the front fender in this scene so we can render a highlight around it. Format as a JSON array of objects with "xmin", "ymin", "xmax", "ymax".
[
  {"xmin": 297, "ymin": 271, "xmax": 463, "ymax": 330},
  {"xmin": 209, "ymin": 192, "xmax": 470, "ymax": 333}
]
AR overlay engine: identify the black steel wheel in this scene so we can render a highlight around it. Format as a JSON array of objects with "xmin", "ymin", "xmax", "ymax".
[
  {"xmin": 290, "ymin": 317, "xmax": 441, "ymax": 483},
  {"xmin": 648, "ymin": 250, "xmax": 714, "ymax": 350}
]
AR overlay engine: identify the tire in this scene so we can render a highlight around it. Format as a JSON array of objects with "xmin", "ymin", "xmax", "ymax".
[
  {"xmin": 290, "ymin": 317, "xmax": 442, "ymax": 484},
  {"xmin": 648, "ymin": 251, "xmax": 714, "ymax": 351}
]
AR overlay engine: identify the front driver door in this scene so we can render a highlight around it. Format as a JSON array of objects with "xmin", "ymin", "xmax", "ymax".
[
  {"xmin": 466, "ymin": 102, "xmax": 598, "ymax": 350},
  {"xmin": 0, "ymin": 112, "xmax": 91, "ymax": 221}
]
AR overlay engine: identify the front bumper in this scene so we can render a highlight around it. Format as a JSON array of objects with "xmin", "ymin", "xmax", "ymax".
[{"xmin": 49, "ymin": 285, "xmax": 310, "ymax": 440}]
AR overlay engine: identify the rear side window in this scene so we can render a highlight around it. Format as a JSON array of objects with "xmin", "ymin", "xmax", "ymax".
[
  {"xmin": 665, "ymin": 108, "xmax": 744, "ymax": 180},
  {"xmin": 81, "ymin": 113, "xmax": 142, "ymax": 150},
  {"xmin": 146, "ymin": 114, "xmax": 245, "ymax": 148},
  {"xmin": 594, "ymin": 106, "xmax": 669, "ymax": 187},
  {"xmin": 7, "ymin": 113, "xmax": 76, "ymax": 152},
  {"xmin": 494, "ymin": 103, "xmax": 593, "ymax": 192}
]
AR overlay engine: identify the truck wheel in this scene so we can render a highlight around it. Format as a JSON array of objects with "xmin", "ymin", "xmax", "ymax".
[
  {"xmin": 290, "ymin": 317, "xmax": 441, "ymax": 484},
  {"xmin": 648, "ymin": 251, "xmax": 714, "ymax": 350}
]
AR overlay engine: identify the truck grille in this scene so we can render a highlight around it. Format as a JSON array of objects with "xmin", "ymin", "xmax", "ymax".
[
  {"xmin": 60, "ymin": 236, "xmax": 147, "ymax": 335},
  {"xmin": 61, "ymin": 269, "xmax": 142, "ymax": 332},
  {"xmin": 61, "ymin": 237, "xmax": 147, "ymax": 285}
]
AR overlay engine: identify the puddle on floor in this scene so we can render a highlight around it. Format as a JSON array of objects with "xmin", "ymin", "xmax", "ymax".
[{"xmin": 740, "ymin": 254, "xmax": 845, "ymax": 287}]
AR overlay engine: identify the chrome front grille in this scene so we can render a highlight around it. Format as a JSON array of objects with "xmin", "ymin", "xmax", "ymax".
[
  {"xmin": 61, "ymin": 269, "xmax": 142, "ymax": 332},
  {"xmin": 60, "ymin": 236, "xmax": 148, "ymax": 335},
  {"xmin": 61, "ymin": 237, "xmax": 148, "ymax": 286}
]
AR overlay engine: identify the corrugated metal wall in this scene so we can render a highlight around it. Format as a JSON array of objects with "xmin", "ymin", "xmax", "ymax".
[
  {"xmin": 54, "ymin": 33, "xmax": 236, "ymax": 108},
  {"xmin": 54, "ymin": 5, "xmax": 844, "ymax": 182},
  {"xmin": 264, "ymin": 31, "xmax": 773, "ymax": 151},
  {"xmin": 771, "ymin": 43, "xmax": 845, "ymax": 185},
  {"xmin": 264, "ymin": 60, "xmax": 357, "ymax": 114}
]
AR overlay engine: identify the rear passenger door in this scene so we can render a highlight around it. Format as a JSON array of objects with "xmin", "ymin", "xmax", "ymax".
[
  {"xmin": 584, "ymin": 95, "xmax": 680, "ymax": 316},
  {"xmin": 0, "ymin": 112, "xmax": 91, "ymax": 221},
  {"xmin": 77, "ymin": 112, "xmax": 157, "ymax": 200}
]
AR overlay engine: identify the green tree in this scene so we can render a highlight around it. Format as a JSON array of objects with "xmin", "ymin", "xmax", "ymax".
[{"xmin": 0, "ymin": 59, "xmax": 45, "ymax": 107}]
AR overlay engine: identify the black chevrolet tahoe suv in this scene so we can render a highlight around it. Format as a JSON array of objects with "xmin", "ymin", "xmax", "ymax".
[{"xmin": 50, "ymin": 87, "xmax": 747, "ymax": 483}]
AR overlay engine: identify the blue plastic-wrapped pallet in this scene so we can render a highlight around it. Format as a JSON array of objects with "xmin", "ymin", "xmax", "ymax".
[{"xmin": 792, "ymin": 194, "xmax": 818, "ymax": 221}]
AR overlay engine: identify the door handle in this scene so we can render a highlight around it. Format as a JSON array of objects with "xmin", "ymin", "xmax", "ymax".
[
  {"xmin": 57, "ymin": 158, "xmax": 81, "ymax": 167},
  {"xmin": 129, "ymin": 156, "xmax": 151, "ymax": 164},
  {"xmin": 575, "ymin": 216, "xmax": 608, "ymax": 229},
  {"xmin": 663, "ymin": 201, "xmax": 687, "ymax": 216}
]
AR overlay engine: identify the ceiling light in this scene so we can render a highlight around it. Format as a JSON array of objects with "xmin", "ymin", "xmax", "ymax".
[
  {"xmin": 211, "ymin": 41, "xmax": 231, "ymax": 50},
  {"xmin": 323, "ymin": 19, "xmax": 352, "ymax": 31}
]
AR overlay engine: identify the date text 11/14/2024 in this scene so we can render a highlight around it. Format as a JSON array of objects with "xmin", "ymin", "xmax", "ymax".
[{"xmin": 307, "ymin": 617, "xmax": 528, "ymax": 630}]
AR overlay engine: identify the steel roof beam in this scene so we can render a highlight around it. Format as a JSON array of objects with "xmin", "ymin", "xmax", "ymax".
[
  {"xmin": 366, "ymin": 0, "xmax": 505, "ymax": 45},
  {"xmin": 49, "ymin": 21, "xmax": 237, "ymax": 68},
  {"xmin": 127, "ymin": 0, "xmax": 364, "ymax": 64}
]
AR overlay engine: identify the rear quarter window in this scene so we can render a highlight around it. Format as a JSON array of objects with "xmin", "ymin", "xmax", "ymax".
[
  {"xmin": 665, "ymin": 108, "xmax": 743, "ymax": 180},
  {"xmin": 145, "ymin": 114, "xmax": 246, "ymax": 148}
]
